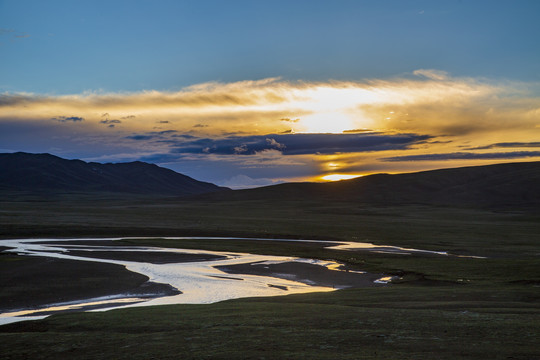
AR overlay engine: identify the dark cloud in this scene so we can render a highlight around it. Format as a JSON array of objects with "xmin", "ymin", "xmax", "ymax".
[
  {"xmin": 169, "ymin": 133, "xmax": 432, "ymax": 156},
  {"xmin": 171, "ymin": 134, "xmax": 196, "ymax": 139},
  {"xmin": 382, "ymin": 151, "xmax": 540, "ymax": 162},
  {"xmin": 100, "ymin": 119, "xmax": 121, "ymax": 124},
  {"xmin": 126, "ymin": 134, "xmax": 154, "ymax": 141},
  {"xmin": 193, "ymin": 124, "xmax": 208, "ymax": 128},
  {"xmin": 121, "ymin": 115, "xmax": 136, "ymax": 119},
  {"xmin": 157, "ymin": 130, "xmax": 177, "ymax": 135},
  {"xmin": 466, "ymin": 142, "xmax": 540, "ymax": 150},
  {"xmin": 158, "ymin": 120, "xmax": 169, "ymax": 123},
  {"xmin": 126, "ymin": 130, "xmax": 179, "ymax": 141},
  {"xmin": 52, "ymin": 116, "xmax": 85, "ymax": 122}
]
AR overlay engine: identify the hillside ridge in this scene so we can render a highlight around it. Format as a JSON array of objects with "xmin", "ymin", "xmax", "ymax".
[{"xmin": 0, "ymin": 152, "xmax": 226, "ymax": 196}]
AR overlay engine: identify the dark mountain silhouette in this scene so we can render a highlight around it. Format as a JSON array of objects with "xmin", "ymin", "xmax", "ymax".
[
  {"xmin": 0, "ymin": 152, "xmax": 226, "ymax": 196},
  {"xmin": 203, "ymin": 161, "xmax": 540, "ymax": 208},
  {"xmin": 2, "ymin": 152, "xmax": 538, "ymax": 208}
]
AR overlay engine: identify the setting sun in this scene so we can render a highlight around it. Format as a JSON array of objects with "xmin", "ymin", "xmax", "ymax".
[{"xmin": 321, "ymin": 174, "xmax": 363, "ymax": 181}]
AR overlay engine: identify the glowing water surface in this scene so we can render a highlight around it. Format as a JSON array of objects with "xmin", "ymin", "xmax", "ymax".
[{"xmin": 0, "ymin": 237, "xmax": 471, "ymax": 324}]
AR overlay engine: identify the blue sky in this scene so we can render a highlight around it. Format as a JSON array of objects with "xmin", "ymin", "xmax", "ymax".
[
  {"xmin": 1, "ymin": 0, "xmax": 540, "ymax": 187},
  {"xmin": 3, "ymin": 0, "xmax": 540, "ymax": 93}
]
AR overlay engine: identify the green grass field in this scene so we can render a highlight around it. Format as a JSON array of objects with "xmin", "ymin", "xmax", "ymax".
[{"xmin": 1, "ymin": 195, "xmax": 539, "ymax": 359}]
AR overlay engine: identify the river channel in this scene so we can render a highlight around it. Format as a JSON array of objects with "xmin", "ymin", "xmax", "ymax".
[{"xmin": 1, "ymin": 237, "xmax": 465, "ymax": 324}]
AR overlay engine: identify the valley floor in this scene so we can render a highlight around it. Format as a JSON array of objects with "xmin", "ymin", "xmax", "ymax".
[{"xmin": 1, "ymin": 195, "xmax": 539, "ymax": 359}]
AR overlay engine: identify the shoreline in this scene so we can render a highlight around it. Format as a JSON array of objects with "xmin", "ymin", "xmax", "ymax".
[
  {"xmin": 1, "ymin": 237, "xmax": 395, "ymax": 319},
  {"xmin": 0, "ymin": 251, "xmax": 180, "ymax": 313}
]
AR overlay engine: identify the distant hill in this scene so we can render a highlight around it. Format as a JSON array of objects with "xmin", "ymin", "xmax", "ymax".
[
  {"xmin": 203, "ymin": 161, "xmax": 540, "ymax": 208},
  {"xmin": 0, "ymin": 152, "xmax": 226, "ymax": 196}
]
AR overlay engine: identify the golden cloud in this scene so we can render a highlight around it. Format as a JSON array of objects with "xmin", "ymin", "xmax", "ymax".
[{"xmin": 1, "ymin": 72, "xmax": 539, "ymax": 158}]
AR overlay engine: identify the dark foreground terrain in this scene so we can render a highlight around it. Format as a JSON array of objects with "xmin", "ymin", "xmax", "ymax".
[
  {"xmin": 1, "ymin": 198, "xmax": 538, "ymax": 359},
  {"xmin": 1, "ymin": 161, "xmax": 539, "ymax": 359}
]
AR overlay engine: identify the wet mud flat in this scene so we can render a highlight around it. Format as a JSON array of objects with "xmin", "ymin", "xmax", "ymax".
[{"xmin": 0, "ymin": 251, "xmax": 179, "ymax": 313}]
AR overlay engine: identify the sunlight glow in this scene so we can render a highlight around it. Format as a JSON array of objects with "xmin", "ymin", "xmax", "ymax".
[
  {"xmin": 321, "ymin": 174, "xmax": 363, "ymax": 181},
  {"xmin": 297, "ymin": 112, "xmax": 355, "ymax": 133}
]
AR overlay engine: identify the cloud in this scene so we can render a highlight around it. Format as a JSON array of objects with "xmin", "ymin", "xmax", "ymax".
[
  {"xmin": 126, "ymin": 134, "xmax": 154, "ymax": 141},
  {"xmin": 2, "ymin": 72, "xmax": 539, "ymax": 184},
  {"xmin": 168, "ymin": 132, "xmax": 432, "ymax": 156},
  {"xmin": 280, "ymin": 118, "xmax": 300, "ymax": 122},
  {"xmin": 2, "ymin": 74, "xmax": 538, "ymax": 140},
  {"xmin": 382, "ymin": 151, "xmax": 540, "ymax": 162},
  {"xmin": 52, "ymin": 116, "xmax": 85, "ymax": 122},
  {"xmin": 0, "ymin": 29, "xmax": 15, "ymax": 35},
  {"xmin": 413, "ymin": 69, "xmax": 449, "ymax": 81},
  {"xmin": 0, "ymin": 29, "xmax": 30, "ymax": 41},
  {"xmin": 266, "ymin": 138, "xmax": 286, "ymax": 150},
  {"xmin": 342, "ymin": 129, "xmax": 373, "ymax": 133},
  {"xmin": 233, "ymin": 144, "xmax": 248, "ymax": 154},
  {"xmin": 125, "ymin": 130, "xmax": 180, "ymax": 141},
  {"xmin": 466, "ymin": 142, "xmax": 540, "ymax": 150}
]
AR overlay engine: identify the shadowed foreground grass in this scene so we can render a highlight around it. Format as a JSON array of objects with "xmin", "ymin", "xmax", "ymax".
[
  {"xmin": 1, "ymin": 195, "xmax": 539, "ymax": 358},
  {"xmin": 1, "ymin": 285, "xmax": 538, "ymax": 360}
]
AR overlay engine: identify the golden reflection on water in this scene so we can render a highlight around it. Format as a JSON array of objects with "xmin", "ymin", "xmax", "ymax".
[{"xmin": 0, "ymin": 297, "xmax": 147, "ymax": 318}]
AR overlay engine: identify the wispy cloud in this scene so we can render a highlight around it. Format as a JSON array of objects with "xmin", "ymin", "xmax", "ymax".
[
  {"xmin": 466, "ymin": 142, "xmax": 540, "ymax": 150},
  {"xmin": 382, "ymin": 151, "xmax": 540, "ymax": 162},
  {"xmin": 0, "ymin": 28, "xmax": 30, "ymax": 44},
  {"xmin": 413, "ymin": 69, "xmax": 449, "ymax": 81}
]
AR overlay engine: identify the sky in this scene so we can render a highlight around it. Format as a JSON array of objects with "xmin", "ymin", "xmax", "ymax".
[{"xmin": 1, "ymin": 0, "xmax": 540, "ymax": 188}]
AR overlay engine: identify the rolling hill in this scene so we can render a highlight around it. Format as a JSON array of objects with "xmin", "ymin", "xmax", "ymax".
[
  {"xmin": 0, "ymin": 152, "xmax": 226, "ymax": 196},
  {"xmin": 2, "ymin": 152, "xmax": 539, "ymax": 208},
  {"xmin": 204, "ymin": 161, "xmax": 540, "ymax": 208}
]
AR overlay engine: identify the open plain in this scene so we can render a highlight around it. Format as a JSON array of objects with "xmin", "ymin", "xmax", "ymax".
[{"xmin": 1, "ymin": 189, "xmax": 539, "ymax": 359}]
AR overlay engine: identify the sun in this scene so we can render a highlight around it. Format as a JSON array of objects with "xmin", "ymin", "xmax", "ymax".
[
  {"xmin": 297, "ymin": 112, "xmax": 354, "ymax": 133},
  {"xmin": 321, "ymin": 174, "xmax": 363, "ymax": 181}
]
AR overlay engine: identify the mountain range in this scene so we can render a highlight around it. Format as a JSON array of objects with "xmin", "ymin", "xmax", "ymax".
[
  {"xmin": 0, "ymin": 152, "xmax": 225, "ymax": 196},
  {"xmin": 1, "ymin": 152, "xmax": 539, "ymax": 208}
]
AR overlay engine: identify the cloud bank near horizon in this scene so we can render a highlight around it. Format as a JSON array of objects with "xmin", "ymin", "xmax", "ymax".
[{"xmin": 1, "ymin": 71, "xmax": 539, "ymax": 186}]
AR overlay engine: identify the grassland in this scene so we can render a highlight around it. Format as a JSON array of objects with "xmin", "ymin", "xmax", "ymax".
[{"xmin": 1, "ymin": 194, "xmax": 539, "ymax": 359}]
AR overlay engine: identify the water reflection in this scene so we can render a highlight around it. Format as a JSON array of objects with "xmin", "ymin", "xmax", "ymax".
[
  {"xmin": 1, "ymin": 236, "xmax": 470, "ymax": 325},
  {"xmin": 1, "ymin": 238, "xmax": 369, "ymax": 324}
]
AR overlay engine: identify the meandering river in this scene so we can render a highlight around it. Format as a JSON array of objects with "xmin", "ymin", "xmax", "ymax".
[{"xmin": 1, "ymin": 237, "xmax": 470, "ymax": 325}]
